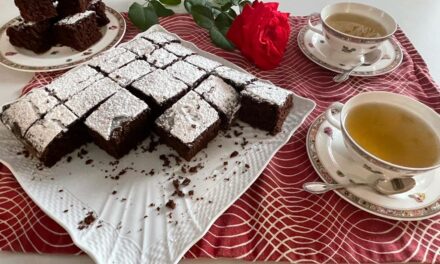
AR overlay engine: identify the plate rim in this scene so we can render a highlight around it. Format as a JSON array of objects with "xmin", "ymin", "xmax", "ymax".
[{"xmin": 0, "ymin": 6, "xmax": 126, "ymax": 73}]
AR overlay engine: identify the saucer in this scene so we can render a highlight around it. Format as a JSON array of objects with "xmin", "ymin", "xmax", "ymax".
[
  {"xmin": 297, "ymin": 25, "xmax": 403, "ymax": 76},
  {"xmin": 306, "ymin": 113, "xmax": 440, "ymax": 221}
]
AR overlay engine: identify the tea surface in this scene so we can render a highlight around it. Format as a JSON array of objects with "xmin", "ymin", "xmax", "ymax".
[
  {"xmin": 326, "ymin": 13, "xmax": 387, "ymax": 38},
  {"xmin": 345, "ymin": 103, "xmax": 440, "ymax": 168}
]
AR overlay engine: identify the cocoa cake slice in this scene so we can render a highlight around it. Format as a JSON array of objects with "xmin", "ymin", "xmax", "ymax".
[{"xmin": 6, "ymin": 19, "xmax": 54, "ymax": 54}]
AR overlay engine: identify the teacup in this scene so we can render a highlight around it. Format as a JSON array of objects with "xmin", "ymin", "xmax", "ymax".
[
  {"xmin": 308, "ymin": 2, "xmax": 397, "ymax": 60},
  {"xmin": 325, "ymin": 92, "xmax": 440, "ymax": 180}
]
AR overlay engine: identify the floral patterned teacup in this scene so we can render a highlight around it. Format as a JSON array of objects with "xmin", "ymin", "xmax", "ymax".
[
  {"xmin": 308, "ymin": 2, "xmax": 397, "ymax": 61},
  {"xmin": 325, "ymin": 92, "xmax": 440, "ymax": 180}
]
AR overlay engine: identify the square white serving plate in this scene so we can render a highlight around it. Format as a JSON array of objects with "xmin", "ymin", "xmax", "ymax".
[{"xmin": 0, "ymin": 25, "xmax": 315, "ymax": 264}]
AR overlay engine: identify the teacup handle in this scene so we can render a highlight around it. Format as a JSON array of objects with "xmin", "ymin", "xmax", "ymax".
[
  {"xmin": 325, "ymin": 102, "xmax": 344, "ymax": 130},
  {"xmin": 308, "ymin": 12, "xmax": 324, "ymax": 35}
]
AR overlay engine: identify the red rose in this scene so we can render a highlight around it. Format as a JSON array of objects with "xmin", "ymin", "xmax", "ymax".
[{"xmin": 227, "ymin": 0, "xmax": 291, "ymax": 70}]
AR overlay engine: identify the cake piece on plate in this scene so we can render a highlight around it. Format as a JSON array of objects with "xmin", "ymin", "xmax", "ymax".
[
  {"xmin": 14, "ymin": 0, "xmax": 57, "ymax": 22},
  {"xmin": 85, "ymin": 89, "xmax": 151, "ymax": 158},
  {"xmin": 164, "ymin": 43, "xmax": 195, "ymax": 58},
  {"xmin": 155, "ymin": 91, "xmax": 221, "ymax": 161},
  {"xmin": 165, "ymin": 60, "xmax": 207, "ymax": 87},
  {"xmin": 1, "ymin": 88, "xmax": 59, "ymax": 138},
  {"xmin": 146, "ymin": 48, "xmax": 178, "ymax": 69},
  {"xmin": 140, "ymin": 31, "xmax": 179, "ymax": 46},
  {"xmin": 215, "ymin": 66, "xmax": 257, "ymax": 91},
  {"xmin": 88, "ymin": 47, "xmax": 137, "ymax": 74},
  {"xmin": 64, "ymin": 77, "xmax": 121, "ymax": 119},
  {"xmin": 6, "ymin": 20, "xmax": 53, "ymax": 54},
  {"xmin": 194, "ymin": 75, "xmax": 240, "ymax": 129},
  {"xmin": 87, "ymin": 0, "xmax": 109, "ymax": 26},
  {"xmin": 109, "ymin": 60, "xmax": 154, "ymax": 87},
  {"xmin": 185, "ymin": 55, "xmax": 222, "ymax": 72},
  {"xmin": 239, "ymin": 81, "xmax": 293, "ymax": 135},
  {"xmin": 24, "ymin": 104, "xmax": 86, "ymax": 167},
  {"xmin": 54, "ymin": 10, "xmax": 102, "ymax": 51},
  {"xmin": 56, "ymin": 0, "xmax": 91, "ymax": 17},
  {"xmin": 131, "ymin": 69, "xmax": 188, "ymax": 115},
  {"xmin": 119, "ymin": 38, "xmax": 157, "ymax": 58},
  {"xmin": 46, "ymin": 65, "xmax": 104, "ymax": 101}
]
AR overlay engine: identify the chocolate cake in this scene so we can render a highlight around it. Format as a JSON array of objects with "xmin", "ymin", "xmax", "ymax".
[
  {"xmin": 6, "ymin": 20, "xmax": 53, "ymax": 54},
  {"xmin": 140, "ymin": 31, "xmax": 179, "ymax": 46},
  {"xmin": 194, "ymin": 75, "xmax": 240, "ymax": 129},
  {"xmin": 215, "ymin": 66, "xmax": 257, "ymax": 91},
  {"xmin": 57, "ymin": 0, "xmax": 91, "ymax": 18},
  {"xmin": 14, "ymin": 0, "xmax": 57, "ymax": 22},
  {"xmin": 85, "ymin": 89, "xmax": 151, "ymax": 158},
  {"xmin": 164, "ymin": 43, "xmax": 195, "ymax": 58},
  {"xmin": 146, "ymin": 48, "xmax": 178, "ymax": 69},
  {"xmin": 88, "ymin": 47, "xmax": 137, "ymax": 74},
  {"xmin": 185, "ymin": 55, "xmax": 222, "ymax": 72},
  {"xmin": 239, "ymin": 81, "xmax": 293, "ymax": 135},
  {"xmin": 87, "ymin": 0, "xmax": 109, "ymax": 26},
  {"xmin": 109, "ymin": 60, "xmax": 154, "ymax": 87},
  {"xmin": 165, "ymin": 61, "xmax": 207, "ymax": 87},
  {"xmin": 24, "ymin": 104, "xmax": 85, "ymax": 167},
  {"xmin": 131, "ymin": 69, "xmax": 188, "ymax": 115},
  {"xmin": 155, "ymin": 91, "xmax": 221, "ymax": 161},
  {"xmin": 119, "ymin": 38, "xmax": 157, "ymax": 58},
  {"xmin": 54, "ymin": 10, "xmax": 102, "ymax": 51}
]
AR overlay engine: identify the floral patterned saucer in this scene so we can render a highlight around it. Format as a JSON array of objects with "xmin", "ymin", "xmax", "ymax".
[
  {"xmin": 298, "ymin": 25, "xmax": 403, "ymax": 76},
  {"xmin": 0, "ymin": 6, "xmax": 125, "ymax": 72},
  {"xmin": 306, "ymin": 113, "xmax": 440, "ymax": 221}
]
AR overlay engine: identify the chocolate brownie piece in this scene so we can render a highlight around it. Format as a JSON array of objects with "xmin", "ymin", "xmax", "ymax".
[
  {"xmin": 165, "ymin": 61, "xmax": 207, "ymax": 87},
  {"xmin": 87, "ymin": 0, "xmax": 109, "ymax": 26},
  {"xmin": 239, "ymin": 81, "xmax": 293, "ymax": 135},
  {"xmin": 146, "ymin": 48, "xmax": 178, "ymax": 69},
  {"xmin": 155, "ymin": 91, "xmax": 221, "ymax": 161},
  {"xmin": 109, "ymin": 60, "xmax": 154, "ymax": 87},
  {"xmin": 14, "ymin": 0, "xmax": 57, "ymax": 22},
  {"xmin": 194, "ymin": 75, "xmax": 240, "ymax": 129},
  {"xmin": 57, "ymin": 0, "xmax": 90, "ymax": 17},
  {"xmin": 119, "ymin": 38, "xmax": 157, "ymax": 58},
  {"xmin": 140, "ymin": 31, "xmax": 180, "ymax": 46},
  {"xmin": 1, "ymin": 88, "xmax": 59, "ymax": 138},
  {"xmin": 54, "ymin": 11, "xmax": 102, "ymax": 51},
  {"xmin": 88, "ymin": 47, "xmax": 137, "ymax": 74},
  {"xmin": 64, "ymin": 77, "xmax": 121, "ymax": 119},
  {"xmin": 131, "ymin": 69, "xmax": 188, "ymax": 116},
  {"xmin": 164, "ymin": 43, "xmax": 195, "ymax": 58},
  {"xmin": 185, "ymin": 55, "xmax": 222, "ymax": 72},
  {"xmin": 46, "ymin": 65, "xmax": 104, "ymax": 101},
  {"xmin": 215, "ymin": 66, "xmax": 257, "ymax": 91},
  {"xmin": 85, "ymin": 89, "xmax": 151, "ymax": 158},
  {"xmin": 6, "ymin": 20, "xmax": 53, "ymax": 54},
  {"xmin": 24, "ymin": 104, "xmax": 85, "ymax": 167}
]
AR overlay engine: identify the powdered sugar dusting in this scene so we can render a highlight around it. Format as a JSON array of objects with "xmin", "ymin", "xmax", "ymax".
[
  {"xmin": 165, "ymin": 60, "xmax": 206, "ymax": 86},
  {"xmin": 141, "ymin": 31, "xmax": 179, "ymax": 45},
  {"xmin": 164, "ymin": 43, "xmax": 194, "ymax": 57},
  {"xmin": 109, "ymin": 60, "xmax": 154, "ymax": 87},
  {"xmin": 185, "ymin": 55, "xmax": 222, "ymax": 72},
  {"xmin": 242, "ymin": 81, "xmax": 293, "ymax": 106},
  {"xmin": 25, "ymin": 89, "xmax": 59, "ymax": 114},
  {"xmin": 25, "ymin": 119, "xmax": 64, "ymax": 155},
  {"xmin": 45, "ymin": 104, "xmax": 77, "ymax": 128},
  {"xmin": 88, "ymin": 48, "xmax": 137, "ymax": 74},
  {"xmin": 215, "ymin": 66, "xmax": 256, "ymax": 88},
  {"xmin": 146, "ymin": 48, "xmax": 178, "ymax": 68},
  {"xmin": 56, "ymin": 11, "xmax": 95, "ymax": 25},
  {"xmin": 119, "ymin": 38, "xmax": 157, "ymax": 57}
]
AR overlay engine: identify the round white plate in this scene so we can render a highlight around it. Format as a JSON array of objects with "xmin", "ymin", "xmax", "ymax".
[
  {"xmin": 0, "ymin": 7, "xmax": 125, "ymax": 72},
  {"xmin": 297, "ymin": 25, "xmax": 403, "ymax": 76},
  {"xmin": 306, "ymin": 113, "xmax": 440, "ymax": 221}
]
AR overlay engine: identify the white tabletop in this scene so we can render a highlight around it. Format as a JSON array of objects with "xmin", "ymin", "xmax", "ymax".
[{"xmin": 1, "ymin": 0, "xmax": 439, "ymax": 263}]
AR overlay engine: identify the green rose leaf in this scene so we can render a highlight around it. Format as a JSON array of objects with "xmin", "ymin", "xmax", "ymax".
[
  {"xmin": 128, "ymin": 2, "xmax": 159, "ymax": 31},
  {"xmin": 215, "ymin": 12, "xmax": 233, "ymax": 34},
  {"xmin": 159, "ymin": 0, "xmax": 181, "ymax": 5},
  {"xmin": 232, "ymin": 0, "xmax": 240, "ymax": 5},
  {"xmin": 150, "ymin": 0, "xmax": 175, "ymax": 17},
  {"xmin": 184, "ymin": 0, "xmax": 209, "ymax": 13},
  {"xmin": 239, "ymin": 0, "xmax": 251, "ymax": 12},
  {"xmin": 226, "ymin": 8, "xmax": 237, "ymax": 18},
  {"xmin": 191, "ymin": 5, "xmax": 215, "ymax": 29},
  {"xmin": 210, "ymin": 26, "xmax": 234, "ymax": 50}
]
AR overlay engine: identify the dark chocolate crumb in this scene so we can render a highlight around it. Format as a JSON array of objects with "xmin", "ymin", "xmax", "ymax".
[
  {"xmin": 188, "ymin": 190, "xmax": 194, "ymax": 196},
  {"xmin": 63, "ymin": 209, "xmax": 68, "ymax": 213},
  {"xmin": 77, "ymin": 211, "xmax": 96, "ymax": 230},
  {"xmin": 230, "ymin": 151, "xmax": 239, "ymax": 158},
  {"xmin": 85, "ymin": 159, "xmax": 93, "ymax": 165},
  {"xmin": 165, "ymin": 200, "xmax": 176, "ymax": 209},
  {"xmin": 66, "ymin": 156, "xmax": 72, "ymax": 163},
  {"xmin": 112, "ymin": 190, "xmax": 117, "ymax": 195},
  {"xmin": 182, "ymin": 178, "xmax": 191, "ymax": 186}
]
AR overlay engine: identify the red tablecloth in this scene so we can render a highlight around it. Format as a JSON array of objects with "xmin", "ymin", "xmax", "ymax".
[{"xmin": 1, "ymin": 14, "xmax": 440, "ymax": 263}]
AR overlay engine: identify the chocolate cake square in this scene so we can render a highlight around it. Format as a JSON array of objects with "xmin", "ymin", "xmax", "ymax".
[
  {"xmin": 119, "ymin": 38, "xmax": 157, "ymax": 58},
  {"xmin": 165, "ymin": 60, "xmax": 207, "ymax": 86},
  {"xmin": 146, "ymin": 48, "xmax": 178, "ymax": 69},
  {"xmin": 88, "ymin": 47, "xmax": 137, "ymax": 74},
  {"xmin": 185, "ymin": 55, "xmax": 222, "ymax": 72},
  {"xmin": 215, "ymin": 66, "xmax": 257, "ymax": 91},
  {"xmin": 54, "ymin": 10, "xmax": 102, "ymax": 51},
  {"xmin": 164, "ymin": 43, "xmax": 195, "ymax": 58},
  {"xmin": 46, "ymin": 65, "xmax": 104, "ymax": 101},
  {"xmin": 140, "ymin": 31, "xmax": 179, "ymax": 46},
  {"xmin": 87, "ymin": 0, "xmax": 109, "ymax": 26},
  {"xmin": 57, "ymin": 0, "xmax": 90, "ymax": 17},
  {"xmin": 239, "ymin": 81, "xmax": 293, "ymax": 135},
  {"xmin": 194, "ymin": 75, "xmax": 240, "ymax": 129},
  {"xmin": 14, "ymin": 0, "xmax": 57, "ymax": 22},
  {"xmin": 7, "ymin": 20, "xmax": 53, "ymax": 54},
  {"xmin": 24, "ymin": 104, "xmax": 85, "ymax": 167},
  {"xmin": 1, "ymin": 88, "xmax": 59, "ymax": 137},
  {"xmin": 64, "ymin": 77, "xmax": 121, "ymax": 119},
  {"xmin": 131, "ymin": 69, "xmax": 188, "ymax": 115},
  {"xmin": 155, "ymin": 91, "xmax": 221, "ymax": 161},
  {"xmin": 85, "ymin": 89, "xmax": 151, "ymax": 158},
  {"xmin": 109, "ymin": 60, "xmax": 154, "ymax": 87}
]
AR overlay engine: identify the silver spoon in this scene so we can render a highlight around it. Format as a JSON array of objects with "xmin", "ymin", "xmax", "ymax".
[
  {"xmin": 303, "ymin": 178, "xmax": 416, "ymax": 195},
  {"xmin": 333, "ymin": 49, "xmax": 383, "ymax": 83}
]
